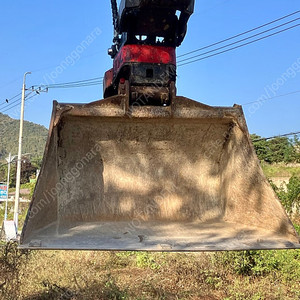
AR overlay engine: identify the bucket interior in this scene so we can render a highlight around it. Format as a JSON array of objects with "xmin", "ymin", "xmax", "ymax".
[{"xmin": 20, "ymin": 98, "xmax": 300, "ymax": 250}]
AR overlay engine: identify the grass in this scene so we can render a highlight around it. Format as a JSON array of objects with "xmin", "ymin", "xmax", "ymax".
[
  {"xmin": 261, "ymin": 162, "xmax": 300, "ymax": 178},
  {"xmin": 0, "ymin": 218, "xmax": 299, "ymax": 299},
  {"xmin": 0, "ymin": 165, "xmax": 299, "ymax": 299},
  {"xmin": 0, "ymin": 241, "xmax": 299, "ymax": 300}
]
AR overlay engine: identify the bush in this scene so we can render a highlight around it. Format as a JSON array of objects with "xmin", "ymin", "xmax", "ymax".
[
  {"xmin": 135, "ymin": 252, "xmax": 161, "ymax": 270},
  {"xmin": 214, "ymin": 250, "xmax": 281, "ymax": 276},
  {"xmin": 274, "ymin": 175, "xmax": 300, "ymax": 214}
]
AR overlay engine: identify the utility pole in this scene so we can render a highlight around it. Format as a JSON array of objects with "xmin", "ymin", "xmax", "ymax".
[
  {"xmin": 14, "ymin": 71, "xmax": 31, "ymax": 234},
  {"xmin": 4, "ymin": 153, "xmax": 12, "ymax": 221},
  {"xmin": 4, "ymin": 153, "xmax": 18, "ymax": 221}
]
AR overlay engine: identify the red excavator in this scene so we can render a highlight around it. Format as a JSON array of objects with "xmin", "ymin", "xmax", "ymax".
[
  {"xmin": 20, "ymin": 0, "xmax": 299, "ymax": 251},
  {"xmin": 103, "ymin": 0, "xmax": 194, "ymax": 105}
]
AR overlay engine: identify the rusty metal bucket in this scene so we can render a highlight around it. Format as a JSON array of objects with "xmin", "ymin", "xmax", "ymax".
[{"xmin": 20, "ymin": 96, "xmax": 300, "ymax": 250}]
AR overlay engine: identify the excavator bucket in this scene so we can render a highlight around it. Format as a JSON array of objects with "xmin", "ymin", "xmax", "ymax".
[{"xmin": 20, "ymin": 96, "xmax": 300, "ymax": 251}]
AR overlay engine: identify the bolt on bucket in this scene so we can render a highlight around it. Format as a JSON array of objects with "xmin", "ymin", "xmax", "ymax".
[{"xmin": 20, "ymin": 96, "xmax": 300, "ymax": 251}]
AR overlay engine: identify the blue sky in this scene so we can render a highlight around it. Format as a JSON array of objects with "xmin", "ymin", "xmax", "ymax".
[{"xmin": 0, "ymin": 0, "xmax": 299, "ymax": 137}]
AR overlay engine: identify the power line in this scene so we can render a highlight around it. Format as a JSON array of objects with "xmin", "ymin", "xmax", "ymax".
[
  {"xmin": 253, "ymin": 131, "xmax": 300, "ymax": 142},
  {"xmin": 33, "ymin": 76, "xmax": 103, "ymax": 89},
  {"xmin": 50, "ymin": 76, "xmax": 103, "ymax": 85},
  {"xmin": 178, "ymin": 10, "xmax": 300, "ymax": 58},
  {"xmin": 1, "ymin": 101, "xmax": 23, "ymax": 114},
  {"xmin": 0, "ymin": 92, "xmax": 40, "ymax": 114},
  {"xmin": 1, "ymin": 77, "xmax": 100, "ymax": 113},
  {"xmin": 178, "ymin": 23, "xmax": 300, "ymax": 67},
  {"xmin": 242, "ymin": 90, "xmax": 300, "ymax": 106},
  {"xmin": 0, "ymin": 97, "xmax": 21, "ymax": 110},
  {"xmin": 178, "ymin": 17, "xmax": 300, "ymax": 64},
  {"xmin": 0, "ymin": 91, "xmax": 34, "ymax": 112},
  {"xmin": 0, "ymin": 92, "xmax": 22, "ymax": 108},
  {"xmin": 46, "ymin": 81, "xmax": 103, "ymax": 89}
]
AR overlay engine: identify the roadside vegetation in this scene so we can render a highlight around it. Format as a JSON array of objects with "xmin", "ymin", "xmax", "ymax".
[
  {"xmin": 262, "ymin": 162, "xmax": 300, "ymax": 178},
  {"xmin": 0, "ymin": 134, "xmax": 299, "ymax": 299},
  {"xmin": 0, "ymin": 233, "xmax": 299, "ymax": 300}
]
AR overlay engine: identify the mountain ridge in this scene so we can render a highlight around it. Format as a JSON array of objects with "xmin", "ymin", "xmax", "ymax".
[{"xmin": 0, "ymin": 112, "xmax": 48, "ymax": 161}]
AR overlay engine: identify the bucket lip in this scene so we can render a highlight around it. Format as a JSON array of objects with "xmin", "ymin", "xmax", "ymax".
[
  {"xmin": 51, "ymin": 97, "xmax": 249, "ymax": 137},
  {"xmin": 54, "ymin": 96, "xmax": 243, "ymax": 113},
  {"xmin": 19, "ymin": 245, "xmax": 300, "ymax": 251},
  {"xmin": 51, "ymin": 96, "xmax": 246, "ymax": 127}
]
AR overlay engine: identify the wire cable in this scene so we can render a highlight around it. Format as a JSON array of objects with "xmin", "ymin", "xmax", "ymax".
[
  {"xmin": 178, "ymin": 10, "xmax": 300, "ymax": 58},
  {"xmin": 47, "ymin": 82, "xmax": 103, "ymax": 89},
  {"xmin": 0, "ymin": 92, "xmax": 22, "ymax": 108},
  {"xmin": 241, "ymin": 90, "xmax": 300, "ymax": 106},
  {"xmin": 0, "ymin": 92, "xmax": 40, "ymax": 114},
  {"xmin": 0, "ymin": 91, "xmax": 34, "ymax": 112},
  {"xmin": 178, "ymin": 17, "xmax": 300, "ymax": 64},
  {"xmin": 34, "ymin": 76, "xmax": 103, "ymax": 89},
  {"xmin": 178, "ymin": 23, "xmax": 300, "ymax": 67},
  {"xmin": 253, "ymin": 131, "xmax": 300, "ymax": 142}
]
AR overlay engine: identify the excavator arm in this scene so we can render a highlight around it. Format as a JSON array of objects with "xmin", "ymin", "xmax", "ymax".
[{"xmin": 110, "ymin": 0, "xmax": 194, "ymax": 54}]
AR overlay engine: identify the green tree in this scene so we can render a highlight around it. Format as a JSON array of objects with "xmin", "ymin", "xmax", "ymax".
[
  {"xmin": 266, "ymin": 137, "xmax": 293, "ymax": 163},
  {"xmin": 251, "ymin": 134, "xmax": 270, "ymax": 162},
  {"xmin": 251, "ymin": 134, "xmax": 299, "ymax": 163}
]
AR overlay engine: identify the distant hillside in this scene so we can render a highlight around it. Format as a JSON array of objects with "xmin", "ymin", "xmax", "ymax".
[{"xmin": 0, "ymin": 113, "xmax": 48, "ymax": 161}]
